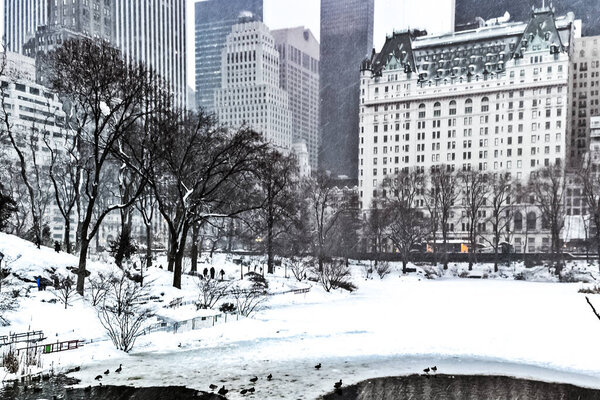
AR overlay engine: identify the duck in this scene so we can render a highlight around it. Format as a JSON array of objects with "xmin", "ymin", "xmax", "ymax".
[
  {"xmin": 240, "ymin": 388, "xmax": 248, "ymax": 394},
  {"xmin": 249, "ymin": 376, "xmax": 258, "ymax": 383},
  {"xmin": 94, "ymin": 375, "xmax": 102, "ymax": 381},
  {"xmin": 218, "ymin": 386, "xmax": 228, "ymax": 396},
  {"xmin": 84, "ymin": 385, "xmax": 91, "ymax": 392},
  {"xmin": 248, "ymin": 387, "xmax": 255, "ymax": 393},
  {"xmin": 334, "ymin": 379, "xmax": 342, "ymax": 389},
  {"xmin": 423, "ymin": 367, "xmax": 430, "ymax": 374},
  {"xmin": 104, "ymin": 369, "xmax": 110, "ymax": 375},
  {"xmin": 115, "ymin": 364, "xmax": 122, "ymax": 373},
  {"xmin": 314, "ymin": 363, "xmax": 321, "ymax": 370},
  {"xmin": 209, "ymin": 383, "xmax": 218, "ymax": 391},
  {"xmin": 267, "ymin": 373, "xmax": 272, "ymax": 381},
  {"xmin": 431, "ymin": 366, "xmax": 437, "ymax": 373}
]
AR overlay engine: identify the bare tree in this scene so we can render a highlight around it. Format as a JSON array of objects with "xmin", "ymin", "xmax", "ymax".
[
  {"xmin": 579, "ymin": 163, "xmax": 600, "ymax": 269},
  {"xmin": 254, "ymin": 150, "xmax": 298, "ymax": 274},
  {"xmin": 483, "ymin": 173, "xmax": 514, "ymax": 272},
  {"xmin": 384, "ymin": 170, "xmax": 430, "ymax": 273},
  {"xmin": 365, "ymin": 197, "xmax": 392, "ymax": 263},
  {"xmin": 96, "ymin": 271, "xmax": 153, "ymax": 353},
  {"xmin": 428, "ymin": 167, "xmax": 459, "ymax": 269},
  {"xmin": 0, "ymin": 50, "xmax": 53, "ymax": 248},
  {"xmin": 138, "ymin": 110, "xmax": 267, "ymax": 289},
  {"xmin": 135, "ymin": 189, "xmax": 157, "ymax": 269},
  {"xmin": 459, "ymin": 169, "xmax": 489, "ymax": 270},
  {"xmin": 529, "ymin": 164, "xmax": 566, "ymax": 260},
  {"xmin": 196, "ymin": 276, "xmax": 230, "ymax": 310},
  {"xmin": 304, "ymin": 172, "xmax": 349, "ymax": 272},
  {"xmin": 44, "ymin": 39, "xmax": 156, "ymax": 295},
  {"xmin": 0, "ymin": 183, "xmax": 17, "ymax": 233},
  {"xmin": 51, "ymin": 275, "xmax": 77, "ymax": 310}
]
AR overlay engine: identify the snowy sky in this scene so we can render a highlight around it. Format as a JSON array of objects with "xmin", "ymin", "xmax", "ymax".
[{"xmin": 186, "ymin": 0, "xmax": 454, "ymax": 88}]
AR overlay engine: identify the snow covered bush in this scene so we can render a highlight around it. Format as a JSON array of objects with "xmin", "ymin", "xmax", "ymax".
[
  {"xmin": 374, "ymin": 261, "xmax": 392, "ymax": 279},
  {"xmin": 97, "ymin": 272, "xmax": 153, "ymax": 353},
  {"xmin": 289, "ymin": 257, "xmax": 311, "ymax": 282},
  {"xmin": 230, "ymin": 284, "xmax": 267, "ymax": 317},
  {"xmin": 315, "ymin": 259, "xmax": 356, "ymax": 292},
  {"xmin": 196, "ymin": 276, "xmax": 230, "ymax": 310}
]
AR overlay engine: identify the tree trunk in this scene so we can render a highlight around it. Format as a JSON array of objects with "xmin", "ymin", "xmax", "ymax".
[
  {"xmin": 172, "ymin": 225, "xmax": 189, "ymax": 289},
  {"xmin": 76, "ymin": 237, "xmax": 90, "ymax": 295},
  {"xmin": 63, "ymin": 218, "xmax": 71, "ymax": 254},
  {"xmin": 145, "ymin": 223, "xmax": 152, "ymax": 268},
  {"xmin": 167, "ymin": 231, "xmax": 175, "ymax": 272},
  {"xmin": 191, "ymin": 224, "xmax": 199, "ymax": 273},
  {"xmin": 267, "ymin": 215, "xmax": 274, "ymax": 274}
]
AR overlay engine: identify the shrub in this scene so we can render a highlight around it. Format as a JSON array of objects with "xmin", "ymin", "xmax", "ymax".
[
  {"xmin": 245, "ymin": 272, "xmax": 268, "ymax": 289},
  {"xmin": 514, "ymin": 272, "xmax": 526, "ymax": 281},
  {"xmin": 96, "ymin": 272, "xmax": 153, "ymax": 353},
  {"xmin": 219, "ymin": 302, "xmax": 236, "ymax": 313},
  {"xmin": 2, "ymin": 346, "xmax": 18, "ymax": 374},
  {"xmin": 374, "ymin": 261, "xmax": 392, "ymax": 279},
  {"xmin": 315, "ymin": 259, "xmax": 355, "ymax": 293}
]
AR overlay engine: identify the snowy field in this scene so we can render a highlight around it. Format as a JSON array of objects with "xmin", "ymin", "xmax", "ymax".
[{"xmin": 2, "ymin": 232, "xmax": 600, "ymax": 398}]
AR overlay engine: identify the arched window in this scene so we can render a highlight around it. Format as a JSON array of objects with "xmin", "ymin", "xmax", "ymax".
[
  {"xmin": 433, "ymin": 102, "xmax": 441, "ymax": 117},
  {"xmin": 465, "ymin": 99, "xmax": 473, "ymax": 114},
  {"xmin": 514, "ymin": 211, "xmax": 523, "ymax": 231},
  {"xmin": 418, "ymin": 103, "xmax": 426, "ymax": 118},
  {"xmin": 449, "ymin": 100, "xmax": 457, "ymax": 115},
  {"xmin": 481, "ymin": 97, "xmax": 489, "ymax": 112},
  {"xmin": 527, "ymin": 212, "xmax": 537, "ymax": 231}
]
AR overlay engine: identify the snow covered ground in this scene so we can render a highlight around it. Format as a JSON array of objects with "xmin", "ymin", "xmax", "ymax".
[{"xmin": 2, "ymin": 232, "xmax": 600, "ymax": 399}]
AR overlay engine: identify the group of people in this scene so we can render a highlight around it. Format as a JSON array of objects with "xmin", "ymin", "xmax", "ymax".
[{"xmin": 202, "ymin": 266, "xmax": 225, "ymax": 281}]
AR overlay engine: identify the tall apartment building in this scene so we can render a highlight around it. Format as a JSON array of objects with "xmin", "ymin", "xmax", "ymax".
[
  {"xmin": 23, "ymin": 0, "xmax": 114, "ymax": 61},
  {"xmin": 2, "ymin": 0, "xmax": 47, "ymax": 54},
  {"xmin": 319, "ymin": 0, "xmax": 374, "ymax": 179},
  {"xmin": 359, "ymin": 9, "xmax": 575, "ymax": 252},
  {"xmin": 114, "ymin": 0, "xmax": 187, "ymax": 109},
  {"xmin": 195, "ymin": 0, "xmax": 263, "ymax": 112},
  {"xmin": 571, "ymin": 36, "xmax": 600, "ymax": 165},
  {"xmin": 214, "ymin": 17, "xmax": 292, "ymax": 151},
  {"xmin": 0, "ymin": 52, "xmax": 73, "ymax": 244},
  {"xmin": 272, "ymin": 27, "xmax": 320, "ymax": 171}
]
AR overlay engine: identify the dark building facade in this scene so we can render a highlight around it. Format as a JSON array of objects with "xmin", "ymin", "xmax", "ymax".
[
  {"xmin": 319, "ymin": 0, "xmax": 374, "ymax": 180},
  {"xmin": 195, "ymin": 0, "xmax": 263, "ymax": 112},
  {"xmin": 455, "ymin": 0, "xmax": 600, "ymax": 36}
]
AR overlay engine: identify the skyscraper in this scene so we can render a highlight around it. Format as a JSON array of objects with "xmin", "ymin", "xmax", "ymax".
[
  {"xmin": 114, "ymin": 0, "xmax": 187, "ymax": 109},
  {"xmin": 214, "ymin": 17, "xmax": 292, "ymax": 151},
  {"xmin": 2, "ymin": 0, "xmax": 47, "ymax": 54},
  {"xmin": 23, "ymin": 0, "xmax": 114, "ymax": 59},
  {"xmin": 272, "ymin": 27, "xmax": 320, "ymax": 170},
  {"xmin": 319, "ymin": 0, "xmax": 374, "ymax": 179},
  {"xmin": 195, "ymin": 0, "xmax": 263, "ymax": 112}
]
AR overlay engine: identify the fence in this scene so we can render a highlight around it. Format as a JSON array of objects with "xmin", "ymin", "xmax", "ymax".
[
  {"xmin": 0, "ymin": 330, "xmax": 45, "ymax": 347},
  {"xmin": 16, "ymin": 339, "xmax": 84, "ymax": 356},
  {"xmin": 140, "ymin": 312, "xmax": 235, "ymax": 336}
]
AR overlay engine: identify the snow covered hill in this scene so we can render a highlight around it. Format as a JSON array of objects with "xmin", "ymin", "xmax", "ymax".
[{"xmin": 1, "ymin": 233, "xmax": 600, "ymax": 399}]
